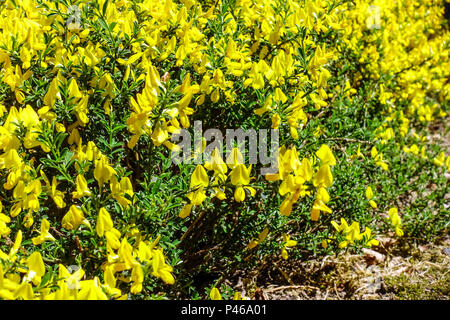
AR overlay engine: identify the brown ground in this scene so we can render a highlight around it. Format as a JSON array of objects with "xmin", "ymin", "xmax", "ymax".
[{"xmin": 231, "ymin": 233, "xmax": 450, "ymax": 300}]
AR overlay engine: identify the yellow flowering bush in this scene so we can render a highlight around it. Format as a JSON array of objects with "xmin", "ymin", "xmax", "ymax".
[{"xmin": 0, "ymin": 0, "xmax": 449, "ymax": 299}]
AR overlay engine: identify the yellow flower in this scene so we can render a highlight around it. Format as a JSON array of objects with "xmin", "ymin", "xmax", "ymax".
[
  {"xmin": 103, "ymin": 266, "xmax": 121, "ymax": 298},
  {"xmin": 233, "ymin": 291, "xmax": 243, "ymax": 300},
  {"xmin": 226, "ymin": 147, "xmax": 244, "ymax": 169},
  {"xmin": 185, "ymin": 165, "xmax": 209, "ymax": 207},
  {"xmin": 361, "ymin": 227, "xmax": 379, "ymax": 247},
  {"xmin": 96, "ymin": 207, "xmax": 114, "ymax": 237},
  {"xmin": 110, "ymin": 176, "xmax": 135, "ymax": 208},
  {"xmin": 433, "ymin": 152, "xmax": 445, "ymax": 167},
  {"xmin": 204, "ymin": 148, "xmax": 227, "ymax": 175},
  {"xmin": 178, "ymin": 204, "xmax": 193, "ymax": 219},
  {"xmin": 388, "ymin": 207, "xmax": 404, "ymax": 237},
  {"xmin": 13, "ymin": 282, "xmax": 34, "ymax": 300},
  {"xmin": 32, "ymin": 218, "xmax": 56, "ymax": 245},
  {"xmin": 72, "ymin": 174, "xmax": 92, "ymax": 199},
  {"xmin": 190, "ymin": 165, "xmax": 209, "ymax": 189},
  {"xmin": 331, "ymin": 218, "xmax": 378, "ymax": 247},
  {"xmin": 94, "ymin": 155, "xmax": 116, "ymax": 187},
  {"xmin": 152, "ymin": 249, "xmax": 175, "ymax": 285},
  {"xmin": 271, "ymin": 113, "xmax": 281, "ymax": 129},
  {"xmin": 50, "ymin": 176, "xmax": 66, "ymax": 208},
  {"xmin": 281, "ymin": 234, "xmax": 297, "ymax": 259},
  {"xmin": 247, "ymin": 228, "xmax": 269, "ymax": 249},
  {"xmin": 8, "ymin": 230, "xmax": 23, "ymax": 261},
  {"xmin": 23, "ymin": 251, "xmax": 46, "ymax": 286},
  {"xmin": 366, "ymin": 186, "xmax": 377, "ymax": 208},
  {"xmin": 62, "ymin": 205, "xmax": 91, "ymax": 230},
  {"xmin": 371, "ymin": 147, "xmax": 388, "ymax": 171},
  {"xmin": 77, "ymin": 278, "xmax": 108, "ymax": 300},
  {"xmin": 0, "ymin": 149, "xmax": 22, "ymax": 170},
  {"xmin": 68, "ymin": 78, "xmax": 83, "ymax": 99},
  {"xmin": 230, "ymin": 164, "xmax": 255, "ymax": 202},
  {"xmin": 105, "ymin": 229, "xmax": 121, "ymax": 250},
  {"xmin": 316, "ymin": 144, "xmax": 336, "ymax": 166},
  {"xmin": 312, "ymin": 165, "xmax": 333, "ymax": 188},
  {"xmin": 41, "ymin": 171, "xmax": 66, "ymax": 209},
  {"xmin": 0, "ymin": 213, "xmax": 11, "ymax": 237},
  {"xmin": 130, "ymin": 264, "xmax": 144, "ymax": 294},
  {"xmin": 350, "ymin": 144, "xmax": 365, "ymax": 160},
  {"xmin": 210, "ymin": 287, "xmax": 222, "ymax": 300},
  {"xmin": 311, "ymin": 198, "xmax": 332, "ymax": 221}
]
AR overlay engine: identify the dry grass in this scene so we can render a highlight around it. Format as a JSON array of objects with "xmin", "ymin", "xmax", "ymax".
[{"xmin": 233, "ymin": 233, "xmax": 450, "ymax": 300}]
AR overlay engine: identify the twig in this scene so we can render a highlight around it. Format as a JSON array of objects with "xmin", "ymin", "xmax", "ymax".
[
  {"xmin": 75, "ymin": 236, "xmax": 84, "ymax": 253},
  {"xmin": 273, "ymin": 261, "xmax": 294, "ymax": 285},
  {"xmin": 334, "ymin": 282, "xmax": 342, "ymax": 300},
  {"xmin": 326, "ymin": 137, "xmax": 373, "ymax": 145},
  {"xmin": 50, "ymin": 226, "xmax": 65, "ymax": 237},
  {"xmin": 179, "ymin": 210, "xmax": 206, "ymax": 244},
  {"xmin": 264, "ymin": 285, "xmax": 319, "ymax": 293}
]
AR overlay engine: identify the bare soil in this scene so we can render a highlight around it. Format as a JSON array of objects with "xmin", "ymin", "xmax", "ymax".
[{"xmin": 232, "ymin": 233, "xmax": 450, "ymax": 300}]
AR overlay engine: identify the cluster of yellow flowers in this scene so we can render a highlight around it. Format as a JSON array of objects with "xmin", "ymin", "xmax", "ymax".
[
  {"xmin": 0, "ymin": 0, "xmax": 180, "ymax": 299},
  {"xmin": 0, "ymin": 227, "xmax": 173, "ymax": 299},
  {"xmin": 0, "ymin": 106, "xmax": 175, "ymax": 298},
  {"xmin": 178, "ymin": 147, "xmax": 256, "ymax": 218},
  {"xmin": 0, "ymin": 0, "xmax": 448, "ymax": 300},
  {"xmin": 327, "ymin": 218, "xmax": 379, "ymax": 249},
  {"xmin": 343, "ymin": 0, "xmax": 450, "ymax": 168},
  {"xmin": 120, "ymin": 0, "xmax": 334, "ymax": 149},
  {"xmin": 175, "ymin": 0, "xmax": 448, "ymax": 232},
  {"xmin": 264, "ymin": 144, "xmax": 336, "ymax": 220}
]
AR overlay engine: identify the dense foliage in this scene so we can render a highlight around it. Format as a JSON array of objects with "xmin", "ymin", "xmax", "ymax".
[{"xmin": 0, "ymin": 0, "xmax": 449, "ymax": 300}]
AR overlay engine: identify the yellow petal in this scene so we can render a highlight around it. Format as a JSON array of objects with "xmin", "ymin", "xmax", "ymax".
[
  {"xmin": 96, "ymin": 207, "xmax": 114, "ymax": 237},
  {"xmin": 366, "ymin": 186, "xmax": 374, "ymax": 200},
  {"xmin": 316, "ymin": 144, "xmax": 336, "ymax": 166},
  {"xmin": 210, "ymin": 287, "xmax": 222, "ymax": 300},
  {"xmin": 179, "ymin": 204, "xmax": 193, "ymax": 219},
  {"xmin": 190, "ymin": 165, "xmax": 209, "ymax": 189}
]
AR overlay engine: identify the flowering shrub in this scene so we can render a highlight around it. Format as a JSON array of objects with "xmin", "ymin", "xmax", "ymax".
[{"xmin": 0, "ymin": 0, "xmax": 449, "ymax": 300}]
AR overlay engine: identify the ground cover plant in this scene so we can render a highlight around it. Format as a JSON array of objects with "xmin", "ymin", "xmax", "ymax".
[{"xmin": 0, "ymin": 0, "xmax": 449, "ymax": 300}]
